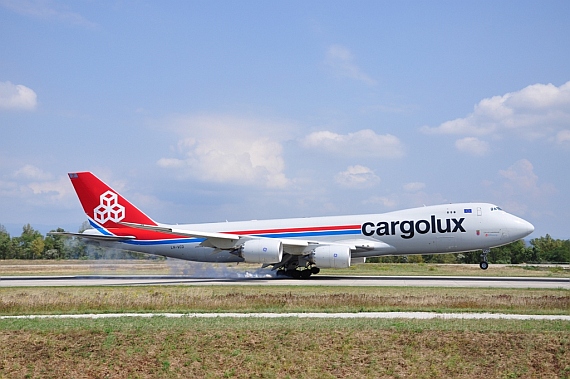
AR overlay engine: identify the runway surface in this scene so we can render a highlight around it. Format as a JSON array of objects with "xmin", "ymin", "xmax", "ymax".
[{"xmin": 1, "ymin": 275, "xmax": 568, "ymax": 288}]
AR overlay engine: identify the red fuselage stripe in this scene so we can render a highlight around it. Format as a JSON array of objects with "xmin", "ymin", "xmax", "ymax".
[{"xmin": 226, "ymin": 224, "xmax": 361, "ymax": 236}]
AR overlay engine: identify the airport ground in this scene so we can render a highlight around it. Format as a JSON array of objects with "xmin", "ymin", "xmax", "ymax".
[
  {"xmin": 0, "ymin": 260, "xmax": 569, "ymax": 378},
  {"xmin": 0, "ymin": 259, "xmax": 569, "ymax": 277}
]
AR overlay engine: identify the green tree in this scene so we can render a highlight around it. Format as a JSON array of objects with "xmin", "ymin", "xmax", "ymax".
[
  {"xmin": 0, "ymin": 224, "xmax": 11, "ymax": 259},
  {"xmin": 44, "ymin": 228, "xmax": 69, "ymax": 259},
  {"xmin": 507, "ymin": 239, "xmax": 535, "ymax": 264},
  {"xmin": 530, "ymin": 235, "xmax": 566, "ymax": 263},
  {"xmin": 488, "ymin": 243, "xmax": 513, "ymax": 264},
  {"xmin": 536, "ymin": 238, "xmax": 570, "ymax": 263},
  {"xmin": 456, "ymin": 240, "xmax": 533, "ymax": 264},
  {"xmin": 456, "ymin": 250, "xmax": 479, "ymax": 264},
  {"xmin": 62, "ymin": 221, "xmax": 91, "ymax": 259},
  {"xmin": 30, "ymin": 236, "xmax": 45, "ymax": 259},
  {"xmin": 7, "ymin": 237, "xmax": 23, "ymax": 259},
  {"xmin": 422, "ymin": 253, "xmax": 458, "ymax": 263},
  {"xmin": 16, "ymin": 224, "xmax": 44, "ymax": 259},
  {"xmin": 407, "ymin": 254, "xmax": 424, "ymax": 263}
]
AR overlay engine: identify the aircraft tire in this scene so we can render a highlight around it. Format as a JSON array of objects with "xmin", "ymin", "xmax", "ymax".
[
  {"xmin": 479, "ymin": 261, "xmax": 489, "ymax": 270},
  {"xmin": 286, "ymin": 269, "xmax": 301, "ymax": 279},
  {"xmin": 310, "ymin": 267, "xmax": 320, "ymax": 275}
]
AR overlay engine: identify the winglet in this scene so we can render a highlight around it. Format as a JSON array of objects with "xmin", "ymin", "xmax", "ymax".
[{"xmin": 68, "ymin": 172, "xmax": 157, "ymax": 228}]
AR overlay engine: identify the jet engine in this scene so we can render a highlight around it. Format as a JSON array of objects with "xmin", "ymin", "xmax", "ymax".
[
  {"xmin": 311, "ymin": 245, "xmax": 351, "ymax": 268},
  {"xmin": 240, "ymin": 239, "xmax": 283, "ymax": 264}
]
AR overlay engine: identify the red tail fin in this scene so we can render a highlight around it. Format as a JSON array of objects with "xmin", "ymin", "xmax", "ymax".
[{"xmin": 68, "ymin": 172, "xmax": 157, "ymax": 227}]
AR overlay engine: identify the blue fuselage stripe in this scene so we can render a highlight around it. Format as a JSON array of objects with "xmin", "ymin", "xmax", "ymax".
[
  {"xmin": 89, "ymin": 219, "xmax": 112, "ymax": 236},
  {"xmin": 122, "ymin": 229, "xmax": 362, "ymax": 246}
]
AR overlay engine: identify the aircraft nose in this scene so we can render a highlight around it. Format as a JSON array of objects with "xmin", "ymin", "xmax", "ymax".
[{"xmin": 509, "ymin": 216, "xmax": 534, "ymax": 239}]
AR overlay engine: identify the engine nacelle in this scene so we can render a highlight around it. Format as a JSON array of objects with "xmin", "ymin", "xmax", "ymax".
[
  {"xmin": 241, "ymin": 239, "xmax": 283, "ymax": 264},
  {"xmin": 311, "ymin": 245, "xmax": 351, "ymax": 269}
]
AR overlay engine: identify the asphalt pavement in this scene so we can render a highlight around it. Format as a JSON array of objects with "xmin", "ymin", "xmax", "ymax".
[{"xmin": 1, "ymin": 274, "xmax": 568, "ymax": 289}]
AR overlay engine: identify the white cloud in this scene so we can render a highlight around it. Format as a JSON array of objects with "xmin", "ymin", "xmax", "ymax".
[
  {"xmin": 14, "ymin": 164, "xmax": 52, "ymax": 181},
  {"xmin": 0, "ymin": 0, "xmax": 97, "ymax": 27},
  {"xmin": 0, "ymin": 81, "xmax": 37, "ymax": 110},
  {"xmin": 363, "ymin": 195, "xmax": 398, "ymax": 208},
  {"xmin": 334, "ymin": 165, "xmax": 380, "ymax": 188},
  {"xmin": 156, "ymin": 115, "xmax": 292, "ymax": 188},
  {"xmin": 556, "ymin": 130, "xmax": 570, "ymax": 145},
  {"xmin": 1, "ymin": 166, "xmax": 72, "ymax": 203},
  {"xmin": 488, "ymin": 159, "xmax": 558, "ymax": 217},
  {"xmin": 454, "ymin": 137, "xmax": 490, "ymax": 156},
  {"xmin": 27, "ymin": 176, "xmax": 71, "ymax": 200},
  {"xmin": 403, "ymin": 182, "xmax": 426, "ymax": 192},
  {"xmin": 498, "ymin": 159, "xmax": 556, "ymax": 198},
  {"xmin": 499, "ymin": 159, "xmax": 537, "ymax": 190},
  {"xmin": 422, "ymin": 81, "xmax": 570, "ymax": 142},
  {"xmin": 325, "ymin": 44, "xmax": 376, "ymax": 86},
  {"xmin": 0, "ymin": 179, "xmax": 18, "ymax": 197},
  {"xmin": 156, "ymin": 158, "xmax": 184, "ymax": 169},
  {"xmin": 301, "ymin": 129, "xmax": 405, "ymax": 158}
]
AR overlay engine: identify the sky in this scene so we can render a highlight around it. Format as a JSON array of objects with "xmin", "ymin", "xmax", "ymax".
[{"xmin": 1, "ymin": 0, "xmax": 569, "ymax": 240}]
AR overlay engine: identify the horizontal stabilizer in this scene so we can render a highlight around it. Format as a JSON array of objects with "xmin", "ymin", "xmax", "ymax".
[{"xmin": 48, "ymin": 231, "xmax": 136, "ymax": 242}]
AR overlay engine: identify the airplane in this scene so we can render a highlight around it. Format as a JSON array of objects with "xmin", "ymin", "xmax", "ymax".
[{"xmin": 51, "ymin": 172, "xmax": 535, "ymax": 278}]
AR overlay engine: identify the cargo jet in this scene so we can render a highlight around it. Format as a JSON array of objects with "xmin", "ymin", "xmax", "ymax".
[{"xmin": 52, "ymin": 172, "xmax": 534, "ymax": 278}]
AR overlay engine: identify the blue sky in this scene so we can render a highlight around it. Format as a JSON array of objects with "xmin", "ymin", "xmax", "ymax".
[{"xmin": 1, "ymin": 0, "xmax": 569, "ymax": 239}]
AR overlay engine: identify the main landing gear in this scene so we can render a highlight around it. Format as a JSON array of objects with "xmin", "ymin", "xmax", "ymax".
[
  {"xmin": 276, "ymin": 266, "xmax": 320, "ymax": 279},
  {"xmin": 271, "ymin": 254, "xmax": 321, "ymax": 279},
  {"xmin": 479, "ymin": 248, "xmax": 490, "ymax": 270}
]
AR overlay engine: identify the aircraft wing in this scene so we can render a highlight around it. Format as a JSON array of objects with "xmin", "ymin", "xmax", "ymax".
[
  {"xmin": 52, "ymin": 223, "xmax": 394, "ymax": 255},
  {"xmin": 121, "ymin": 222, "xmax": 242, "ymax": 240},
  {"xmin": 119, "ymin": 222, "xmax": 394, "ymax": 254},
  {"xmin": 121, "ymin": 222, "xmax": 316, "ymax": 251},
  {"xmin": 48, "ymin": 231, "xmax": 136, "ymax": 242},
  {"xmin": 332, "ymin": 239, "xmax": 394, "ymax": 251}
]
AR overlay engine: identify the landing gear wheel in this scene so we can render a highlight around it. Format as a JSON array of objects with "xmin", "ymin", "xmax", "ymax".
[
  {"xmin": 288, "ymin": 269, "xmax": 301, "ymax": 279},
  {"xmin": 479, "ymin": 248, "xmax": 490, "ymax": 270},
  {"xmin": 300, "ymin": 270, "xmax": 312, "ymax": 279},
  {"xmin": 310, "ymin": 267, "xmax": 320, "ymax": 275}
]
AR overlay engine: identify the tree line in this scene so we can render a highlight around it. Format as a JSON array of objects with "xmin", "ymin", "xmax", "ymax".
[
  {"xmin": 0, "ymin": 223, "xmax": 148, "ymax": 260},
  {"xmin": 1, "ymin": 223, "xmax": 569, "ymax": 263},
  {"xmin": 371, "ymin": 235, "xmax": 570, "ymax": 264}
]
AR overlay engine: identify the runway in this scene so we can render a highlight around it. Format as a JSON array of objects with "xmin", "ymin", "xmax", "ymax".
[{"xmin": 1, "ymin": 275, "xmax": 568, "ymax": 289}]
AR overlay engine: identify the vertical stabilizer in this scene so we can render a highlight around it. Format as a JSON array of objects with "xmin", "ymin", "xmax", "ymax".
[{"xmin": 68, "ymin": 172, "xmax": 157, "ymax": 228}]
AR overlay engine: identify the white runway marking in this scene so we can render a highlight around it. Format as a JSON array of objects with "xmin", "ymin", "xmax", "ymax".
[
  {"xmin": 1, "ymin": 312, "xmax": 569, "ymax": 321},
  {"xmin": 1, "ymin": 275, "xmax": 569, "ymax": 289}
]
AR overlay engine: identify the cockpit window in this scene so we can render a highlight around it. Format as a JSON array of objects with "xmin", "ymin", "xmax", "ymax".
[{"xmin": 490, "ymin": 206, "xmax": 503, "ymax": 211}]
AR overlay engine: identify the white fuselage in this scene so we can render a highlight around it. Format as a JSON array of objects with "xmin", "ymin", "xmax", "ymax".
[{"xmin": 91, "ymin": 203, "xmax": 534, "ymax": 263}]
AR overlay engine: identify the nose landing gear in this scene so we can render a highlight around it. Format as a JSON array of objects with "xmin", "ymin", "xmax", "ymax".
[{"xmin": 479, "ymin": 248, "xmax": 490, "ymax": 270}]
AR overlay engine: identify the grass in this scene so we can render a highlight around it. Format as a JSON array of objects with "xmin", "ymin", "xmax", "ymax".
[
  {"xmin": 0, "ymin": 286, "xmax": 568, "ymax": 316},
  {"xmin": 0, "ymin": 259, "xmax": 167, "ymax": 276},
  {"xmin": 0, "ymin": 317, "xmax": 569, "ymax": 378},
  {"xmin": 320, "ymin": 262, "xmax": 570, "ymax": 277},
  {"xmin": 1, "ymin": 261, "xmax": 569, "ymax": 378},
  {"xmin": 1, "ymin": 260, "xmax": 569, "ymax": 277}
]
